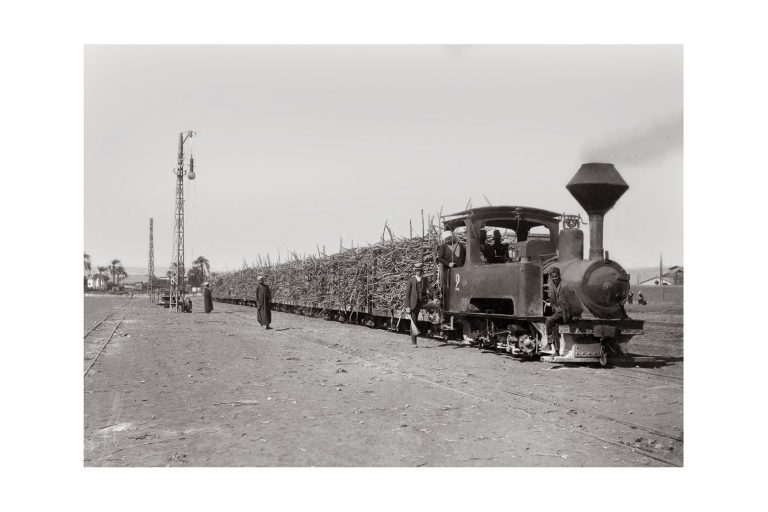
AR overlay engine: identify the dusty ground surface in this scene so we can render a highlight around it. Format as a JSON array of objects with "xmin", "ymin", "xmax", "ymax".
[{"xmin": 84, "ymin": 295, "xmax": 683, "ymax": 467}]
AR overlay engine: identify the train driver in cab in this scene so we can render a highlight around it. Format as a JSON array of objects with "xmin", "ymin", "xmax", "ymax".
[{"xmin": 488, "ymin": 229, "xmax": 508, "ymax": 263}]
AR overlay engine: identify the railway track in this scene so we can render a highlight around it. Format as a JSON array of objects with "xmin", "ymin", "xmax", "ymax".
[
  {"xmin": 83, "ymin": 298, "xmax": 133, "ymax": 338},
  {"xmin": 84, "ymin": 298, "xmax": 133, "ymax": 377},
  {"xmin": 226, "ymin": 307, "xmax": 683, "ymax": 466}
]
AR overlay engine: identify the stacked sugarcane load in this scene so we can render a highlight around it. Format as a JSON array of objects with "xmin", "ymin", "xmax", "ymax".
[{"xmin": 211, "ymin": 225, "xmax": 442, "ymax": 317}]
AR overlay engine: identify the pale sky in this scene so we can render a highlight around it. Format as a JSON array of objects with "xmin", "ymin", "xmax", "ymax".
[{"xmin": 85, "ymin": 45, "xmax": 682, "ymax": 272}]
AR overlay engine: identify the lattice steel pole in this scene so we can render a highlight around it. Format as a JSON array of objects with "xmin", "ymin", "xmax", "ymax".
[
  {"xmin": 148, "ymin": 217, "xmax": 155, "ymax": 302},
  {"xmin": 170, "ymin": 131, "xmax": 195, "ymax": 312}
]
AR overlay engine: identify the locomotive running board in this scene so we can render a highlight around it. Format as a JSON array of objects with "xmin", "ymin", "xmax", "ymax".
[
  {"xmin": 540, "ymin": 355, "xmax": 659, "ymax": 364},
  {"xmin": 444, "ymin": 311, "xmax": 545, "ymax": 322}
]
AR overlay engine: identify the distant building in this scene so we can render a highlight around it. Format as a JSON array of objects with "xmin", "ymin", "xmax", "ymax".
[
  {"xmin": 639, "ymin": 265, "xmax": 683, "ymax": 286},
  {"xmin": 87, "ymin": 275, "xmax": 108, "ymax": 290}
]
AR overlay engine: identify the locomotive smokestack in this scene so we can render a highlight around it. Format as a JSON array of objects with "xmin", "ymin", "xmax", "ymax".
[{"xmin": 566, "ymin": 163, "xmax": 628, "ymax": 261}]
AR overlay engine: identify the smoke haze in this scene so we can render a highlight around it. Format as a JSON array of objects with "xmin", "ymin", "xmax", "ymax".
[{"xmin": 581, "ymin": 113, "xmax": 683, "ymax": 165}]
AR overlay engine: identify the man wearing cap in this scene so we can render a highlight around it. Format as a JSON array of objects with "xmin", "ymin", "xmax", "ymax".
[
  {"xmin": 203, "ymin": 281, "xmax": 213, "ymax": 313},
  {"xmin": 255, "ymin": 275, "xmax": 272, "ymax": 329},
  {"xmin": 488, "ymin": 230, "xmax": 508, "ymax": 263},
  {"xmin": 476, "ymin": 229, "xmax": 495, "ymax": 263},
  {"xmin": 545, "ymin": 267, "xmax": 583, "ymax": 356},
  {"xmin": 404, "ymin": 263, "xmax": 432, "ymax": 347}
]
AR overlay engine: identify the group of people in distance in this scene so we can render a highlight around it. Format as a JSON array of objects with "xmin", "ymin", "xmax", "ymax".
[
  {"xmin": 627, "ymin": 290, "xmax": 647, "ymax": 305},
  {"xmin": 200, "ymin": 276, "xmax": 273, "ymax": 330}
]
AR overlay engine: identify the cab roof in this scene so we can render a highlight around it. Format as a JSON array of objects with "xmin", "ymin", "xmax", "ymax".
[{"xmin": 442, "ymin": 205, "xmax": 562, "ymax": 231}]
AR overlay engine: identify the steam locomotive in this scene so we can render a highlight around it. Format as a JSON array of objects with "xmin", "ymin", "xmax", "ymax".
[
  {"xmin": 215, "ymin": 163, "xmax": 650, "ymax": 366},
  {"xmin": 439, "ymin": 163, "xmax": 650, "ymax": 365}
]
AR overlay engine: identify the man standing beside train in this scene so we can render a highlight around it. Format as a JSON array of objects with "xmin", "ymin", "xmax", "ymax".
[
  {"xmin": 405, "ymin": 263, "xmax": 432, "ymax": 348},
  {"xmin": 255, "ymin": 275, "xmax": 272, "ymax": 330},
  {"xmin": 203, "ymin": 281, "xmax": 214, "ymax": 313},
  {"xmin": 546, "ymin": 267, "xmax": 582, "ymax": 356}
]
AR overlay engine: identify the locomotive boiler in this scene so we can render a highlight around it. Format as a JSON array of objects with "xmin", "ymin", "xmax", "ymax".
[{"xmin": 439, "ymin": 163, "xmax": 651, "ymax": 366}]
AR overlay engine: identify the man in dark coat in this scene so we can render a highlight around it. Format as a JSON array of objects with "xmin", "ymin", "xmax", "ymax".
[
  {"xmin": 436, "ymin": 231, "xmax": 466, "ymax": 269},
  {"xmin": 545, "ymin": 267, "xmax": 583, "ymax": 356},
  {"xmin": 488, "ymin": 230, "xmax": 508, "ymax": 263},
  {"xmin": 404, "ymin": 263, "xmax": 432, "ymax": 347},
  {"xmin": 203, "ymin": 282, "xmax": 214, "ymax": 313},
  {"xmin": 255, "ymin": 275, "xmax": 272, "ymax": 329},
  {"xmin": 436, "ymin": 231, "xmax": 466, "ymax": 298}
]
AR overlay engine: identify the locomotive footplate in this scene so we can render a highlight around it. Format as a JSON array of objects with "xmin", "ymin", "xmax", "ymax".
[
  {"xmin": 542, "ymin": 318, "xmax": 649, "ymax": 366},
  {"xmin": 556, "ymin": 318, "xmax": 645, "ymax": 336}
]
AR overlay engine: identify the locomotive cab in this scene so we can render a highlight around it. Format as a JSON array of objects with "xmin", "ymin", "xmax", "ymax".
[{"xmin": 440, "ymin": 206, "xmax": 562, "ymax": 354}]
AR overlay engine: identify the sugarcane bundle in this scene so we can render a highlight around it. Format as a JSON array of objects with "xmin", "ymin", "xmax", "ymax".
[{"xmin": 211, "ymin": 227, "xmax": 442, "ymax": 315}]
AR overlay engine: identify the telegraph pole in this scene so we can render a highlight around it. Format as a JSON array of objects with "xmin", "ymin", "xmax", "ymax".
[
  {"xmin": 659, "ymin": 253, "xmax": 663, "ymax": 285},
  {"xmin": 148, "ymin": 217, "xmax": 155, "ymax": 302},
  {"xmin": 170, "ymin": 131, "xmax": 196, "ymax": 312}
]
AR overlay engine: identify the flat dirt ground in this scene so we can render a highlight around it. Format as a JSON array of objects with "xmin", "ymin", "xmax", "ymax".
[{"xmin": 84, "ymin": 295, "xmax": 683, "ymax": 467}]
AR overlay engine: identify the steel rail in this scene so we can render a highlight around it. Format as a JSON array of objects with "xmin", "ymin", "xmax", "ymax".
[
  {"xmin": 83, "ymin": 296, "xmax": 133, "ymax": 339},
  {"xmin": 83, "ymin": 311, "xmax": 116, "ymax": 339},
  {"xmin": 84, "ymin": 312, "xmax": 127, "ymax": 377}
]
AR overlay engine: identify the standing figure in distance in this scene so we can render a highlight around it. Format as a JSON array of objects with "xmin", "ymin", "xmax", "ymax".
[
  {"xmin": 404, "ymin": 262, "xmax": 431, "ymax": 347},
  {"xmin": 627, "ymin": 290, "xmax": 634, "ymax": 305},
  {"xmin": 203, "ymin": 281, "xmax": 214, "ymax": 313},
  {"xmin": 255, "ymin": 275, "xmax": 272, "ymax": 330}
]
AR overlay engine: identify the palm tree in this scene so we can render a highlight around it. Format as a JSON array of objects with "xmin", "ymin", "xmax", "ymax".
[
  {"xmin": 108, "ymin": 259, "xmax": 121, "ymax": 285},
  {"xmin": 108, "ymin": 259, "xmax": 128, "ymax": 285},
  {"xmin": 193, "ymin": 256, "xmax": 211, "ymax": 281},
  {"xmin": 116, "ymin": 265, "xmax": 128, "ymax": 285},
  {"xmin": 84, "ymin": 253, "xmax": 92, "ymax": 288},
  {"xmin": 184, "ymin": 256, "xmax": 210, "ymax": 287}
]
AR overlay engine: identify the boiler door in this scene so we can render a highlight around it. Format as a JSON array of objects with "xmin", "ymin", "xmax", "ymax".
[{"xmin": 582, "ymin": 261, "xmax": 629, "ymax": 318}]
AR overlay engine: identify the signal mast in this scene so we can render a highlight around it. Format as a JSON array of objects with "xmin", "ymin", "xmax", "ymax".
[
  {"xmin": 148, "ymin": 217, "xmax": 155, "ymax": 302},
  {"xmin": 170, "ymin": 131, "xmax": 196, "ymax": 312}
]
